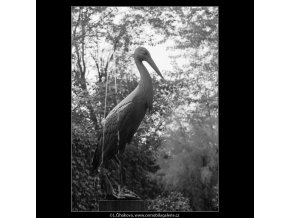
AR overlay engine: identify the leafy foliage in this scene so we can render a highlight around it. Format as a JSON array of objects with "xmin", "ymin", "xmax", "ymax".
[
  {"xmin": 147, "ymin": 191, "xmax": 191, "ymax": 211},
  {"xmin": 72, "ymin": 125, "xmax": 99, "ymax": 211}
]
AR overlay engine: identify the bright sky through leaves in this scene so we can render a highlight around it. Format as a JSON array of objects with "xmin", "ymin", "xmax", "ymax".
[
  {"xmin": 85, "ymin": 7, "xmax": 188, "ymax": 83},
  {"xmin": 86, "ymin": 37, "xmax": 180, "ymax": 82}
]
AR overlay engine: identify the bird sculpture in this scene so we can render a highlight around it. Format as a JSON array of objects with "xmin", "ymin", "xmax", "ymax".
[{"xmin": 91, "ymin": 47, "xmax": 164, "ymax": 199}]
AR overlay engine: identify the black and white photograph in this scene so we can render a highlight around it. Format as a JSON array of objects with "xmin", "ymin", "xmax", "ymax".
[
  {"xmin": 71, "ymin": 6, "xmax": 218, "ymax": 212},
  {"xmin": 7, "ymin": 0, "xmax": 288, "ymax": 217}
]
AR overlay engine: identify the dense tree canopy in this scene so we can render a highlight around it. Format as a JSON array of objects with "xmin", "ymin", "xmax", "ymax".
[{"xmin": 71, "ymin": 6, "xmax": 218, "ymax": 211}]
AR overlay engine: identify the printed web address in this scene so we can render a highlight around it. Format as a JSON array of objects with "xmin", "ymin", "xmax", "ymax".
[{"xmin": 109, "ymin": 213, "xmax": 180, "ymax": 217}]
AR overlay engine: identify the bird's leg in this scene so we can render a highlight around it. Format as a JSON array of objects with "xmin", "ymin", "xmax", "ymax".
[
  {"xmin": 110, "ymin": 157, "xmax": 120, "ymax": 170},
  {"xmin": 119, "ymin": 153, "xmax": 124, "ymax": 188},
  {"xmin": 122, "ymin": 154, "xmax": 127, "ymax": 187},
  {"xmin": 113, "ymin": 154, "xmax": 122, "ymax": 197},
  {"xmin": 101, "ymin": 168, "xmax": 119, "ymax": 199},
  {"xmin": 116, "ymin": 153, "xmax": 126, "ymax": 193},
  {"xmin": 103, "ymin": 172, "xmax": 115, "ymax": 197}
]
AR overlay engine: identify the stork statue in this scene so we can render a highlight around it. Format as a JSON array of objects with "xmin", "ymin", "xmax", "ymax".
[{"xmin": 91, "ymin": 47, "xmax": 164, "ymax": 199}]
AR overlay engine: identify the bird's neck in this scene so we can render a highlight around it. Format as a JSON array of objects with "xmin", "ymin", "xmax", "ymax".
[
  {"xmin": 135, "ymin": 59, "xmax": 153, "ymax": 112},
  {"xmin": 135, "ymin": 59, "xmax": 153, "ymax": 93}
]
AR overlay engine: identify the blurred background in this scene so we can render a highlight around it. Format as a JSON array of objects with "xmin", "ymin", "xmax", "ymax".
[{"xmin": 71, "ymin": 6, "xmax": 218, "ymax": 211}]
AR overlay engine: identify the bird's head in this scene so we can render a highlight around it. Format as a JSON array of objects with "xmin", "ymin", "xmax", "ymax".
[
  {"xmin": 134, "ymin": 47, "xmax": 165, "ymax": 80},
  {"xmin": 134, "ymin": 47, "xmax": 151, "ymax": 61}
]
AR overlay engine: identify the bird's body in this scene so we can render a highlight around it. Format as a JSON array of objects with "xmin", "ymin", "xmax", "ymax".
[{"xmin": 92, "ymin": 47, "xmax": 164, "ymax": 176}]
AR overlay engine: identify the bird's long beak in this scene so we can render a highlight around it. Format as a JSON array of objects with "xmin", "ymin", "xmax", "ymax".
[{"xmin": 147, "ymin": 56, "xmax": 165, "ymax": 80}]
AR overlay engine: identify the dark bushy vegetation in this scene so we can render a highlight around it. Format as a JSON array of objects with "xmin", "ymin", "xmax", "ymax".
[
  {"xmin": 147, "ymin": 192, "xmax": 191, "ymax": 211},
  {"xmin": 72, "ymin": 126, "xmax": 99, "ymax": 211}
]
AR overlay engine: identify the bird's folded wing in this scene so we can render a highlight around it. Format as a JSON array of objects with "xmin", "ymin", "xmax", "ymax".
[{"xmin": 100, "ymin": 101, "xmax": 136, "ymax": 150}]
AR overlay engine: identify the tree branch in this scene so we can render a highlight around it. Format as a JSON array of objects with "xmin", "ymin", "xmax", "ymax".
[
  {"xmin": 75, "ymin": 43, "xmax": 83, "ymax": 74},
  {"xmin": 80, "ymin": 10, "xmax": 86, "ymax": 80},
  {"xmin": 72, "ymin": 7, "xmax": 81, "ymax": 44},
  {"xmin": 91, "ymin": 52, "xmax": 102, "ymax": 82}
]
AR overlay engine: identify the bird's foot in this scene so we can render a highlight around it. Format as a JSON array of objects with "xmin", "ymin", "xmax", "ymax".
[
  {"xmin": 105, "ymin": 189, "xmax": 120, "ymax": 200},
  {"xmin": 113, "ymin": 186, "xmax": 141, "ymax": 200}
]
